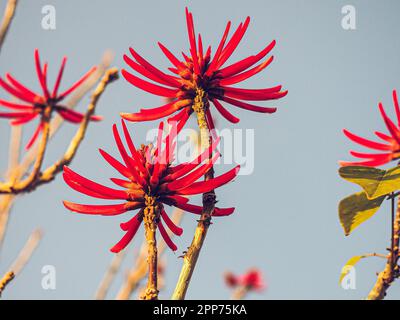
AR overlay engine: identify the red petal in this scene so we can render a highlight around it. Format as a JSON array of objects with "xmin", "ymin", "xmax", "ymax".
[
  {"xmin": 122, "ymin": 69, "xmax": 178, "ymax": 98},
  {"xmin": 158, "ymin": 42, "xmax": 186, "ymax": 70},
  {"xmin": 216, "ymin": 17, "xmax": 251, "ymax": 69},
  {"xmin": 212, "ymin": 99, "xmax": 240, "ymax": 123},
  {"xmin": 10, "ymin": 113, "xmax": 38, "ymax": 125},
  {"xmin": 58, "ymin": 66, "xmax": 97, "ymax": 100},
  {"xmin": 111, "ymin": 214, "xmax": 143, "ymax": 253},
  {"xmin": 378, "ymin": 102, "xmax": 400, "ymax": 144},
  {"xmin": 177, "ymin": 165, "xmax": 240, "ymax": 195},
  {"xmin": 99, "ymin": 148, "xmax": 132, "ymax": 180},
  {"xmin": 219, "ymin": 96, "xmax": 277, "ymax": 113},
  {"xmin": 343, "ymin": 129, "xmax": 391, "ymax": 151},
  {"xmin": 221, "ymin": 86, "xmax": 286, "ymax": 101},
  {"xmin": 63, "ymin": 166, "xmax": 129, "ymax": 200},
  {"xmin": 0, "ymin": 99, "xmax": 34, "ymax": 110},
  {"xmin": 128, "ymin": 48, "xmax": 180, "ymax": 87},
  {"xmin": 52, "ymin": 56, "xmax": 67, "ymax": 97},
  {"xmin": 219, "ymin": 56, "xmax": 274, "ymax": 86},
  {"xmin": 185, "ymin": 8, "xmax": 200, "ymax": 74},
  {"xmin": 206, "ymin": 21, "xmax": 232, "ymax": 76},
  {"xmin": 5, "ymin": 73, "xmax": 40, "ymax": 102},
  {"xmin": 25, "ymin": 122, "xmax": 43, "ymax": 150},
  {"xmin": 158, "ymin": 220, "xmax": 177, "ymax": 251},
  {"xmin": 63, "ymin": 201, "xmax": 142, "ymax": 216},
  {"xmin": 34, "ymin": 49, "xmax": 50, "ymax": 99},
  {"xmin": 393, "ymin": 90, "xmax": 400, "ymax": 126},
  {"xmin": 0, "ymin": 77, "xmax": 37, "ymax": 104},
  {"xmin": 218, "ymin": 40, "xmax": 275, "ymax": 78},
  {"xmin": 161, "ymin": 209, "xmax": 183, "ymax": 236}
]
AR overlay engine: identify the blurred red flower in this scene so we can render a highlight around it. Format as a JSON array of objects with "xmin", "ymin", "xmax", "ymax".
[
  {"xmin": 63, "ymin": 120, "xmax": 239, "ymax": 253},
  {"xmin": 0, "ymin": 49, "xmax": 100, "ymax": 149},
  {"xmin": 225, "ymin": 268, "xmax": 265, "ymax": 292},
  {"xmin": 121, "ymin": 7, "xmax": 287, "ymax": 130},
  {"xmin": 341, "ymin": 90, "xmax": 400, "ymax": 167}
]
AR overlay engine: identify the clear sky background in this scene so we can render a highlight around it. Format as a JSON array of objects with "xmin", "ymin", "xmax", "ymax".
[{"xmin": 1, "ymin": 0, "xmax": 400, "ymax": 300}]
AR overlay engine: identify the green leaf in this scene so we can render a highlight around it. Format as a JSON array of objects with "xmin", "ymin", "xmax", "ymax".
[
  {"xmin": 339, "ymin": 192, "xmax": 385, "ymax": 235},
  {"xmin": 339, "ymin": 256, "xmax": 363, "ymax": 284},
  {"xmin": 339, "ymin": 166, "xmax": 400, "ymax": 200}
]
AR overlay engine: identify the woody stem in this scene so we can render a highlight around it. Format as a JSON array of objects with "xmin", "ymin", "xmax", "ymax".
[
  {"xmin": 172, "ymin": 89, "xmax": 216, "ymax": 300},
  {"xmin": 367, "ymin": 194, "xmax": 400, "ymax": 300},
  {"xmin": 142, "ymin": 197, "xmax": 159, "ymax": 300}
]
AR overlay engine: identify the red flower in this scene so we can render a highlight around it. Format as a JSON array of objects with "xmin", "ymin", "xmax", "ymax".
[
  {"xmin": 224, "ymin": 268, "xmax": 265, "ymax": 292},
  {"xmin": 341, "ymin": 90, "xmax": 400, "ymax": 167},
  {"xmin": 0, "ymin": 49, "xmax": 100, "ymax": 149},
  {"xmin": 120, "ymin": 7, "xmax": 287, "ymax": 130},
  {"xmin": 63, "ymin": 120, "xmax": 239, "ymax": 253}
]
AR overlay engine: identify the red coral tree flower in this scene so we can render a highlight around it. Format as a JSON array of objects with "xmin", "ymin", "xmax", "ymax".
[
  {"xmin": 63, "ymin": 120, "xmax": 239, "ymax": 253},
  {"xmin": 0, "ymin": 49, "xmax": 100, "ymax": 149},
  {"xmin": 341, "ymin": 90, "xmax": 400, "ymax": 167},
  {"xmin": 225, "ymin": 268, "xmax": 265, "ymax": 292},
  {"xmin": 120, "ymin": 7, "xmax": 287, "ymax": 130}
]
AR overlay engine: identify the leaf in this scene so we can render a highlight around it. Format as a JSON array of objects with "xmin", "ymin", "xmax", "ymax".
[
  {"xmin": 339, "ymin": 256, "xmax": 363, "ymax": 284},
  {"xmin": 339, "ymin": 165, "xmax": 400, "ymax": 200},
  {"xmin": 338, "ymin": 192, "xmax": 385, "ymax": 235},
  {"xmin": 339, "ymin": 254, "xmax": 387, "ymax": 285}
]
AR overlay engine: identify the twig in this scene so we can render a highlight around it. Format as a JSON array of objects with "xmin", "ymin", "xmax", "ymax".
[
  {"xmin": 0, "ymin": 271, "xmax": 14, "ymax": 297},
  {"xmin": 367, "ymin": 196, "xmax": 400, "ymax": 299},
  {"xmin": 0, "ymin": 229, "xmax": 43, "ymax": 297},
  {"xmin": 0, "ymin": 126, "xmax": 22, "ymax": 251},
  {"xmin": 0, "ymin": 67, "xmax": 119, "ymax": 194},
  {"xmin": 172, "ymin": 90, "xmax": 216, "ymax": 300},
  {"xmin": 9, "ymin": 228, "xmax": 43, "ymax": 275},
  {"xmin": 94, "ymin": 251, "xmax": 126, "ymax": 300},
  {"xmin": 116, "ymin": 208, "xmax": 183, "ymax": 300},
  {"xmin": 0, "ymin": 0, "xmax": 17, "ymax": 53}
]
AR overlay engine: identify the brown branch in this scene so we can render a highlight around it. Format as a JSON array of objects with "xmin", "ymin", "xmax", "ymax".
[
  {"xmin": 94, "ymin": 251, "xmax": 126, "ymax": 300},
  {"xmin": 0, "ymin": 271, "xmax": 14, "ymax": 297},
  {"xmin": 0, "ymin": 229, "xmax": 42, "ymax": 297},
  {"xmin": 141, "ymin": 196, "xmax": 159, "ymax": 300},
  {"xmin": 367, "ymin": 196, "xmax": 400, "ymax": 300},
  {"xmin": 116, "ymin": 208, "xmax": 183, "ymax": 300},
  {"xmin": 172, "ymin": 90, "xmax": 216, "ymax": 300},
  {"xmin": 0, "ymin": 126, "xmax": 22, "ymax": 251},
  {"xmin": 0, "ymin": 67, "xmax": 118, "ymax": 195},
  {"xmin": 0, "ymin": 0, "xmax": 18, "ymax": 54}
]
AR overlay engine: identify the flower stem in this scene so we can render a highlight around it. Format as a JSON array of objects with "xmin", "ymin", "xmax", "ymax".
[
  {"xmin": 367, "ymin": 194, "xmax": 400, "ymax": 300},
  {"xmin": 142, "ymin": 196, "xmax": 159, "ymax": 300},
  {"xmin": 172, "ymin": 89, "xmax": 216, "ymax": 300}
]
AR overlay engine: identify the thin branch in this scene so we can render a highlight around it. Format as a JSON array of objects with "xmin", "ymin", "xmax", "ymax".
[
  {"xmin": 94, "ymin": 251, "xmax": 126, "ymax": 300},
  {"xmin": 0, "ymin": 229, "xmax": 43, "ymax": 297},
  {"xmin": 172, "ymin": 90, "xmax": 216, "ymax": 300},
  {"xmin": 367, "ymin": 196, "xmax": 400, "ymax": 300},
  {"xmin": 116, "ymin": 208, "xmax": 183, "ymax": 300},
  {"xmin": 0, "ymin": 271, "xmax": 14, "ymax": 297},
  {"xmin": 0, "ymin": 126, "xmax": 22, "ymax": 251},
  {"xmin": 0, "ymin": 0, "xmax": 18, "ymax": 54}
]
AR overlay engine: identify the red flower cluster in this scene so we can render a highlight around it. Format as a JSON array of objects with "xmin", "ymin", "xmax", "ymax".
[
  {"xmin": 341, "ymin": 90, "xmax": 400, "ymax": 167},
  {"xmin": 0, "ymin": 49, "xmax": 100, "ymax": 149},
  {"xmin": 63, "ymin": 120, "xmax": 239, "ymax": 253},
  {"xmin": 225, "ymin": 268, "xmax": 265, "ymax": 292},
  {"xmin": 121, "ymin": 7, "xmax": 287, "ymax": 130}
]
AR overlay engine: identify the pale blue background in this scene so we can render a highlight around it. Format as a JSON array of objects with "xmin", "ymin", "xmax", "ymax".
[{"xmin": 1, "ymin": 0, "xmax": 399, "ymax": 300}]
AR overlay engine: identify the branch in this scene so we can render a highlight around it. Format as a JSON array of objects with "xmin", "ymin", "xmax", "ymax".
[
  {"xmin": 0, "ymin": 271, "xmax": 14, "ymax": 297},
  {"xmin": 94, "ymin": 251, "xmax": 126, "ymax": 300},
  {"xmin": 367, "ymin": 196, "xmax": 400, "ymax": 299},
  {"xmin": 172, "ymin": 91, "xmax": 216, "ymax": 300},
  {"xmin": 0, "ymin": 229, "xmax": 42, "ymax": 297},
  {"xmin": 116, "ymin": 208, "xmax": 183, "ymax": 300},
  {"xmin": 0, "ymin": 0, "xmax": 18, "ymax": 53}
]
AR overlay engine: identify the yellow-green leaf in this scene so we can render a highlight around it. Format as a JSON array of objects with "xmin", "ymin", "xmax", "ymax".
[
  {"xmin": 339, "ymin": 192, "xmax": 385, "ymax": 235},
  {"xmin": 339, "ymin": 256, "xmax": 363, "ymax": 284},
  {"xmin": 339, "ymin": 166, "xmax": 400, "ymax": 200}
]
